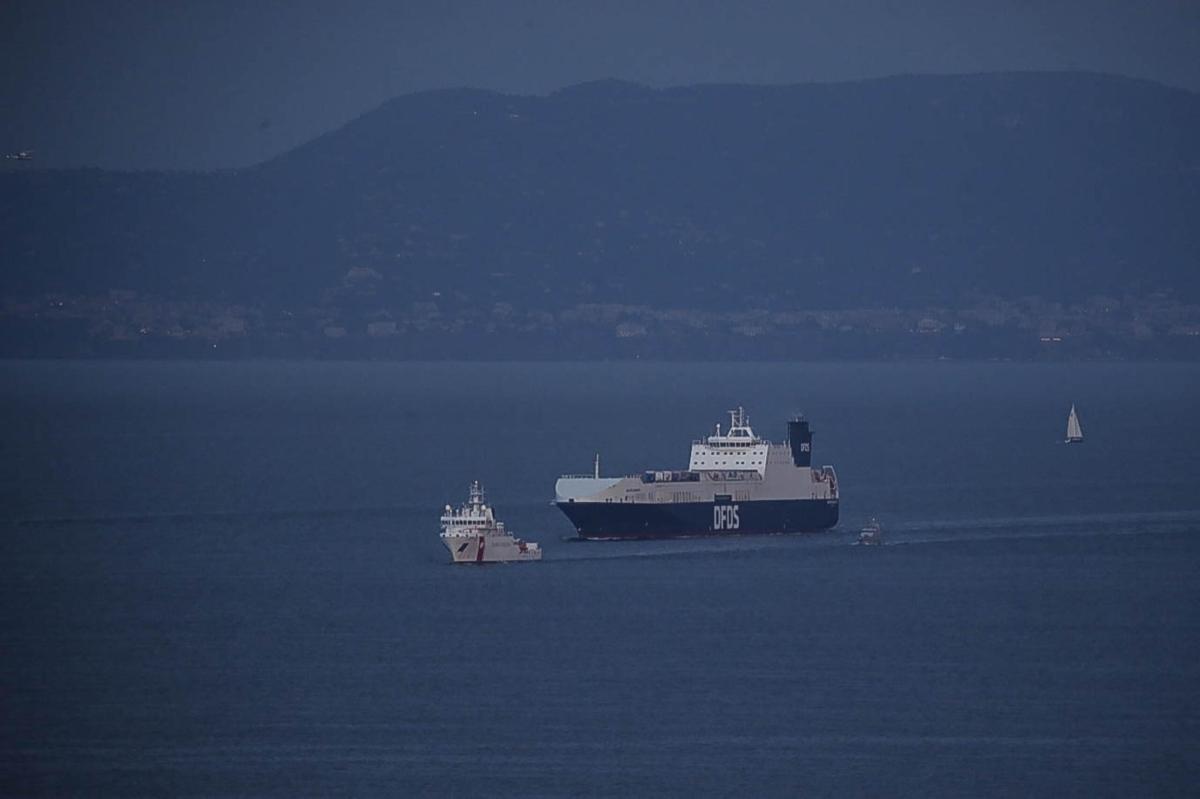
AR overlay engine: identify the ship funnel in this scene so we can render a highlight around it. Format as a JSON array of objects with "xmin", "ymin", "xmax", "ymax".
[{"xmin": 788, "ymin": 418, "xmax": 813, "ymax": 467}]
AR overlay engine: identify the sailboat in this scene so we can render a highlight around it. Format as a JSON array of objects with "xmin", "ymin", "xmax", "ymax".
[{"xmin": 1065, "ymin": 404, "xmax": 1084, "ymax": 444}]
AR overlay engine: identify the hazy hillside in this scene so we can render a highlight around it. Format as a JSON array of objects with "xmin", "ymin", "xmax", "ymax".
[{"xmin": 2, "ymin": 72, "xmax": 1199, "ymax": 314}]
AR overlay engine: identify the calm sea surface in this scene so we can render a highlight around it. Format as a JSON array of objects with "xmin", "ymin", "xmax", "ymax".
[{"xmin": 1, "ymin": 361, "xmax": 1198, "ymax": 796}]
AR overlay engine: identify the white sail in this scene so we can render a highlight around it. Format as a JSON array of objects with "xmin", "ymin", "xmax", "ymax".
[{"xmin": 1066, "ymin": 404, "xmax": 1083, "ymax": 442}]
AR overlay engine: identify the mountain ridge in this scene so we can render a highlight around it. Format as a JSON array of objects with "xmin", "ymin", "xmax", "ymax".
[{"xmin": 3, "ymin": 71, "xmax": 1199, "ymax": 314}]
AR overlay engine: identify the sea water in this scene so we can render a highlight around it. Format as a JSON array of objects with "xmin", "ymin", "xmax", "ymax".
[{"xmin": 1, "ymin": 361, "xmax": 1197, "ymax": 796}]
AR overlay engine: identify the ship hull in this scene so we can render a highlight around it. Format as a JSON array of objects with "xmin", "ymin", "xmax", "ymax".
[
  {"xmin": 556, "ymin": 498, "xmax": 839, "ymax": 540},
  {"xmin": 442, "ymin": 534, "xmax": 542, "ymax": 563}
]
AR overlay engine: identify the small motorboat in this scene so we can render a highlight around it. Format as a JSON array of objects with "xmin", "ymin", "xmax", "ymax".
[{"xmin": 857, "ymin": 517, "xmax": 883, "ymax": 546}]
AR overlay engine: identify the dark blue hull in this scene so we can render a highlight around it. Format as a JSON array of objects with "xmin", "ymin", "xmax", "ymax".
[{"xmin": 556, "ymin": 498, "xmax": 839, "ymax": 540}]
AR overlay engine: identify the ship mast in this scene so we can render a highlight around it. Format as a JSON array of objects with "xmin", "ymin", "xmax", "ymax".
[
  {"xmin": 469, "ymin": 479, "xmax": 485, "ymax": 510},
  {"xmin": 727, "ymin": 406, "xmax": 753, "ymax": 438}
]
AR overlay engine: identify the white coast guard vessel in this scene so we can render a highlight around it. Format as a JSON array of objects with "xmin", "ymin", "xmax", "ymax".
[{"xmin": 440, "ymin": 481, "xmax": 541, "ymax": 563}]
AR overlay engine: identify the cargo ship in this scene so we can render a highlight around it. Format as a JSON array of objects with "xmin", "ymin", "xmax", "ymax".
[{"xmin": 554, "ymin": 407, "xmax": 839, "ymax": 540}]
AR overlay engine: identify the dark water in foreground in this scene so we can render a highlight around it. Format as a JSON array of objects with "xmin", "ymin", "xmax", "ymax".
[{"xmin": 1, "ymin": 361, "xmax": 1198, "ymax": 796}]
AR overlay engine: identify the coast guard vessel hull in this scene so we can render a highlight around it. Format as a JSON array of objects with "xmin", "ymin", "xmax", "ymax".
[
  {"xmin": 555, "ymin": 408, "xmax": 839, "ymax": 541},
  {"xmin": 444, "ymin": 534, "xmax": 541, "ymax": 562}
]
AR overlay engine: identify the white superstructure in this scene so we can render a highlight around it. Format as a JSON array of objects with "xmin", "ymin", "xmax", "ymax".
[
  {"xmin": 555, "ymin": 407, "xmax": 838, "ymax": 508},
  {"xmin": 688, "ymin": 406, "xmax": 771, "ymax": 474},
  {"xmin": 440, "ymin": 481, "xmax": 541, "ymax": 563}
]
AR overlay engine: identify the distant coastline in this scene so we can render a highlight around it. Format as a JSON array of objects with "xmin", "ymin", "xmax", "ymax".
[
  {"xmin": 4, "ymin": 290, "xmax": 1197, "ymax": 360},
  {"xmin": 4, "ymin": 74, "xmax": 1198, "ymax": 361}
]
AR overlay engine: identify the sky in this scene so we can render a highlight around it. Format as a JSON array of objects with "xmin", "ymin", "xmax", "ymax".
[{"xmin": 2, "ymin": 0, "xmax": 1198, "ymax": 171}]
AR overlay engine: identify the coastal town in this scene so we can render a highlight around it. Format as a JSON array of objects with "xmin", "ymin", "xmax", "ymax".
[{"xmin": 4, "ymin": 288, "xmax": 1198, "ymax": 359}]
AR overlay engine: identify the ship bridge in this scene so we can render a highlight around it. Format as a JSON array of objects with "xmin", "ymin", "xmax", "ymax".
[
  {"xmin": 440, "ymin": 480, "xmax": 497, "ymax": 530},
  {"xmin": 687, "ymin": 406, "xmax": 771, "ymax": 474}
]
